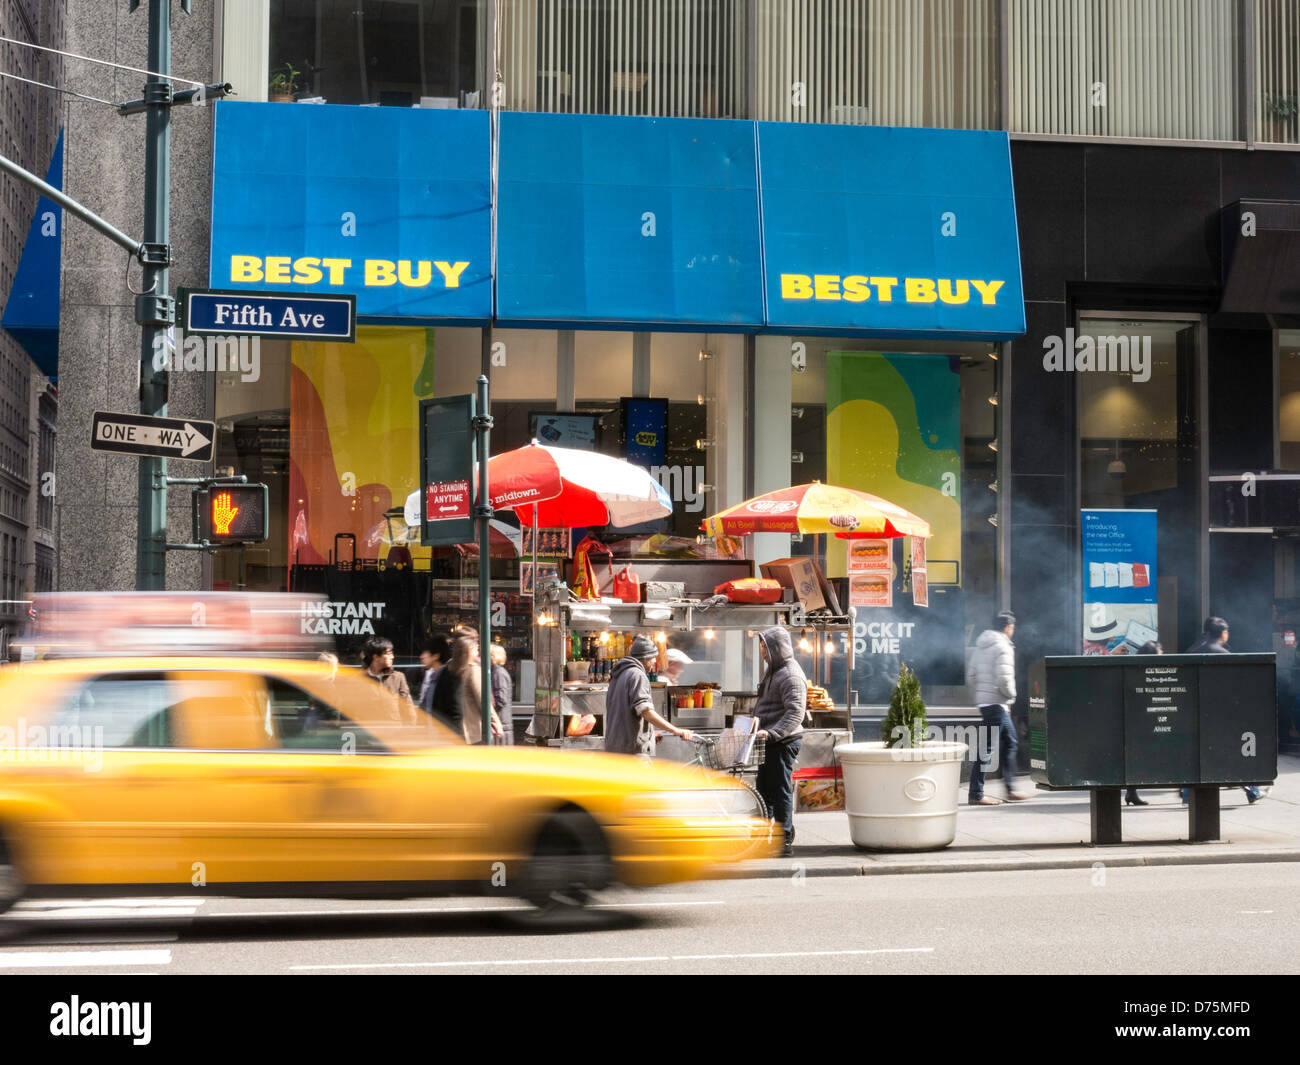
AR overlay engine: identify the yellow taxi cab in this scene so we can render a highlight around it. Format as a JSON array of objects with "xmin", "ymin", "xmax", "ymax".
[{"xmin": 0, "ymin": 650, "xmax": 774, "ymax": 921}]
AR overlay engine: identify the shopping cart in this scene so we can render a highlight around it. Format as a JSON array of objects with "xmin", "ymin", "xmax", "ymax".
[{"xmin": 686, "ymin": 732, "xmax": 768, "ymax": 821}]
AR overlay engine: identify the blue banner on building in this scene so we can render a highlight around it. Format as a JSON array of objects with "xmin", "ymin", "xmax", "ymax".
[
  {"xmin": 757, "ymin": 123, "xmax": 1025, "ymax": 339},
  {"xmin": 209, "ymin": 102, "xmax": 491, "ymax": 321},
  {"xmin": 495, "ymin": 113, "xmax": 764, "ymax": 329},
  {"xmin": 205, "ymin": 105, "xmax": 1024, "ymax": 339},
  {"xmin": 2, "ymin": 129, "xmax": 63, "ymax": 377},
  {"xmin": 1082, "ymin": 509, "xmax": 1159, "ymax": 654}
]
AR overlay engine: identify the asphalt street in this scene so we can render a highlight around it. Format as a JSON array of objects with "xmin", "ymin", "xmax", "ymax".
[{"xmin": 1, "ymin": 862, "xmax": 1297, "ymax": 975}]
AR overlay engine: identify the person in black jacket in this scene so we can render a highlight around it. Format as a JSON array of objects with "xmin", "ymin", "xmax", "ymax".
[
  {"xmin": 753, "ymin": 626, "xmax": 807, "ymax": 856},
  {"xmin": 416, "ymin": 635, "xmax": 450, "ymax": 714},
  {"xmin": 489, "ymin": 643, "xmax": 514, "ymax": 746}
]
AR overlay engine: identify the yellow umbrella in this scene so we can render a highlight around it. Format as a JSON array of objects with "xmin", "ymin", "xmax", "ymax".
[{"xmin": 701, "ymin": 481, "xmax": 930, "ymax": 539}]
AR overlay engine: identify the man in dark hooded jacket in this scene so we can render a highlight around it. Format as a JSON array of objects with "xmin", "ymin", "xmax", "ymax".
[
  {"xmin": 604, "ymin": 635, "xmax": 693, "ymax": 757},
  {"xmin": 753, "ymin": 626, "xmax": 806, "ymax": 855}
]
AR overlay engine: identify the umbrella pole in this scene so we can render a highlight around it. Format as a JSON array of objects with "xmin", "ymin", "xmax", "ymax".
[
  {"xmin": 816, "ymin": 533, "xmax": 826, "ymax": 691},
  {"xmin": 532, "ymin": 502, "xmax": 541, "ymax": 738}
]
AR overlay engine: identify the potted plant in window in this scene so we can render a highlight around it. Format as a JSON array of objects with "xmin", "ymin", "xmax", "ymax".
[
  {"xmin": 835, "ymin": 663, "xmax": 968, "ymax": 850},
  {"xmin": 1263, "ymin": 93, "xmax": 1298, "ymax": 144},
  {"xmin": 269, "ymin": 62, "xmax": 301, "ymax": 103}
]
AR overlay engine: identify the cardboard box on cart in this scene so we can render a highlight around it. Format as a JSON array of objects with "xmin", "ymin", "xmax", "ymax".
[{"xmin": 760, "ymin": 558, "xmax": 828, "ymax": 611}]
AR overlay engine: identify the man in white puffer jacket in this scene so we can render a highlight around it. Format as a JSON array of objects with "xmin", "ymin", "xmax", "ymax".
[{"xmin": 966, "ymin": 611, "xmax": 1033, "ymax": 805}]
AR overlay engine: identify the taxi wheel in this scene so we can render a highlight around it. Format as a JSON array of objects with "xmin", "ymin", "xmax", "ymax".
[{"xmin": 521, "ymin": 809, "xmax": 611, "ymax": 913}]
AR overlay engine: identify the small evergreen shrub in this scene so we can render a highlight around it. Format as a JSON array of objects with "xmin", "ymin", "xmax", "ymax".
[{"xmin": 881, "ymin": 662, "xmax": 928, "ymax": 748}]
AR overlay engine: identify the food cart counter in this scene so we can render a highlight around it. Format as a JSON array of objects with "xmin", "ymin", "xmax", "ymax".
[{"xmin": 528, "ymin": 588, "xmax": 854, "ymax": 809}]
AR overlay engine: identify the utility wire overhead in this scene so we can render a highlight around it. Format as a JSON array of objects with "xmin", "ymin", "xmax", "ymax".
[
  {"xmin": 0, "ymin": 68, "xmax": 115, "ymax": 107},
  {"xmin": 0, "ymin": 34, "xmax": 205, "ymax": 88}
]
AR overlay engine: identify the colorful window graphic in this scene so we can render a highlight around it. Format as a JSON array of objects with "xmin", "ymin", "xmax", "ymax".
[{"xmin": 289, "ymin": 327, "xmax": 436, "ymax": 567}]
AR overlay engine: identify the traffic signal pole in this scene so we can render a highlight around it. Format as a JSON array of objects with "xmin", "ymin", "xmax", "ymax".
[
  {"xmin": 474, "ymin": 375, "xmax": 494, "ymax": 743},
  {"xmin": 135, "ymin": 0, "xmax": 175, "ymax": 591}
]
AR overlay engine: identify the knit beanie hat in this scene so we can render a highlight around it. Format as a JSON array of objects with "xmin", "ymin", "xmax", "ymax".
[{"xmin": 628, "ymin": 635, "xmax": 658, "ymax": 660}]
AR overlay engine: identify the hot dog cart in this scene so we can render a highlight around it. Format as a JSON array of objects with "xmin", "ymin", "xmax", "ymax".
[{"xmin": 528, "ymin": 583, "xmax": 856, "ymax": 810}]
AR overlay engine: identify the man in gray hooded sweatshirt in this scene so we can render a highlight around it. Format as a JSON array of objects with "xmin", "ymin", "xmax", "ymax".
[
  {"xmin": 604, "ymin": 635, "xmax": 693, "ymax": 757},
  {"xmin": 753, "ymin": 626, "xmax": 807, "ymax": 855}
]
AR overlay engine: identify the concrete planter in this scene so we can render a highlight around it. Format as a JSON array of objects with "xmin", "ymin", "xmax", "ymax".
[{"xmin": 835, "ymin": 741, "xmax": 969, "ymax": 851}]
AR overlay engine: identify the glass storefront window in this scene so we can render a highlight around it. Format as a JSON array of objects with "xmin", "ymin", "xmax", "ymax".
[
  {"xmin": 1077, "ymin": 315, "xmax": 1201, "ymax": 655},
  {"xmin": 214, "ymin": 323, "xmax": 723, "ymax": 687},
  {"xmin": 786, "ymin": 336, "xmax": 999, "ymax": 707},
  {"xmin": 269, "ymin": 0, "xmax": 486, "ymax": 106}
]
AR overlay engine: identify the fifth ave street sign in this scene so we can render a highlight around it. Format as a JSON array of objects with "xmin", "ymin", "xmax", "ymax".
[
  {"xmin": 91, "ymin": 411, "xmax": 215, "ymax": 461},
  {"xmin": 179, "ymin": 288, "xmax": 356, "ymax": 342}
]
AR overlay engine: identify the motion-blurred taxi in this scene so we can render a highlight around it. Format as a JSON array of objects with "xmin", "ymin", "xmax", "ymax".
[{"xmin": 0, "ymin": 595, "xmax": 774, "ymax": 922}]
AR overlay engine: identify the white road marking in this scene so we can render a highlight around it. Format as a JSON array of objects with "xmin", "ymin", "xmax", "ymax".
[
  {"xmin": 0, "ymin": 949, "xmax": 172, "ymax": 969},
  {"xmin": 1238, "ymin": 910, "xmax": 1274, "ymax": 914},
  {"xmin": 291, "ymin": 946, "xmax": 934, "ymax": 971}
]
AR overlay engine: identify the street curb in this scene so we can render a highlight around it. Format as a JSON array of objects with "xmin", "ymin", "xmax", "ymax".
[{"xmin": 721, "ymin": 847, "xmax": 1300, "ymax": 879}]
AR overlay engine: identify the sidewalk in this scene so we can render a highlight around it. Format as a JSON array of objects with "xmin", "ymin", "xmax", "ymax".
[{"xmin": 730, "ymin": 753, "xmax": 1300, "ymax": 879}]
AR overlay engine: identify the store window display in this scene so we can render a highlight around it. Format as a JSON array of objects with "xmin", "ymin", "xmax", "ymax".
[
  {"xmin": 1077, "ymin": 316, "xmax": 1200, "ymax": 655},
  {"xmin": 786, "ymin": 336, "xmax": 998, "ymax": 707}
]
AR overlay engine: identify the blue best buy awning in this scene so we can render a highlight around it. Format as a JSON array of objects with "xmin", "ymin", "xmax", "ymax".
[
  {"xmin": 209, "ymin": 103, "xmax": 492, "ymax": 321},
  {"xmin": 758, "ymin": 123, "xmax": 1025, "ymax": 339},
  {"xmin": 495, "ymin": 112, "xmax": 764, "ymax": 329},
  {"xmin": 2, "ymin": 129, "xmax": 63, "ymax": 378},
  {"xmin": 209, "ymin": 104, "xmax": 1024, "ymax": 339}
]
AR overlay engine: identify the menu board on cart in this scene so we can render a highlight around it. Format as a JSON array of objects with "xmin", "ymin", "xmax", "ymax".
[
  {"xmin": 847, "ymin": 539, "xmax": 893, "ymax": 608},
  {"xmin": 520, "ymin": 527, "xmax": 568, "ymax": 594},
  {"xmin": 521, "ymin": 527, "xmax": 570, "ymax": 558},
  {"xmin": 910, "ymin": 536, "xmax": 928, "ymax": 608},
  {"xmin": 521, "ymin": 560, "xmax": 561, "ymax": 595}
]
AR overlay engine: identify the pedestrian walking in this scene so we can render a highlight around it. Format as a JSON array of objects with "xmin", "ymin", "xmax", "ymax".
[
  {"xmin": 1184, "ymin": 617, "xmax": 1268, "ymax": 804},
  {"xmin": 361, "ymin": 637, "xmax": 413, "ymax": 703},
  {"xmin": 490, "ymin": 643, "xmax": 515, "ymax": 745},
  {"xmin": 436, "ymin": 634, "xmax": 503, "ymax": 745},
  {"xmin": 753, "ymin": 626, "xmax": 807, "ymax": 856},
  {"xmin": 966, "ymin": 611, "xmax": 1032, "ymax": 805},
  {"xmin": 361, "ymin": 636, "xmax": 416, "ymax": 726},
  {"xmin": 604, "ymin": 635, "xmax": 692, "ymax": 758},
  {"xmin": 417, "ymin": 635, "xmax": 450, "ymax": 713},
  {"xmin": 1126, "ymin": 640, "xmax": 1163, "ymax": 806}
]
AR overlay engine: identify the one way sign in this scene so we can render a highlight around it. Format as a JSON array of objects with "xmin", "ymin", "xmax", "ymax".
[{"xmin": 91, "ymin": 411, "xmax": 215, "ymax": 461}]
